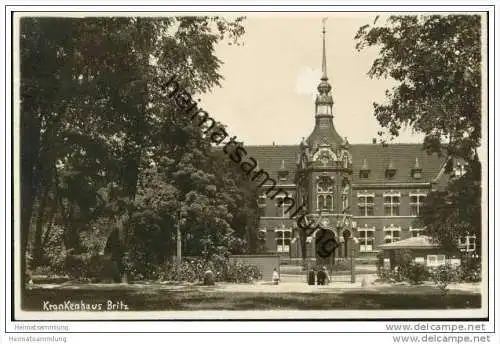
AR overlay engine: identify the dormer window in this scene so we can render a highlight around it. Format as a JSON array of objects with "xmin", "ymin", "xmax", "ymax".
[
  {"xmin": 258, "ymin": 193, "xmax": 267, "ymax": 208},
  {"xmin": 412, "ymin": 157, "xmax": 422, "ymax": 179},
  {"xmin": 278, "ymin": 159, "xmax": 289, "ymax": 182},
  {"xmin": 386, "ymin": 160, "xmax": 396, "ymax": 179},
  {"xmin": 257, "ymin": 228, "xmax": 267, "ymax": 241},
  {"xmin": 359, "ymin": 159, "xmax": 370, "ymax": 179}
]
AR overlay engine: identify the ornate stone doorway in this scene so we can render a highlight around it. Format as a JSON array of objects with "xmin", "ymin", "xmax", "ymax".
[{"xmin": 314, "ymin": 227, "xmax": 337, "ymax": 273}]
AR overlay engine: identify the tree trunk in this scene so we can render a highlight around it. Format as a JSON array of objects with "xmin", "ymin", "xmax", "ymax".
[
  {"xmin": 32, "ymin": 186, "xmax": 50, "ymax": 268},
  {"xmin": 42, "ymin": 198, "xmax": 57, "ymax": 247},
  {"xmin": 54, "ymin": 169, "xmax": 81, "ymax": 254},
  {"xmin": 20, "ymin": 110, "xmax": 41, "ymax": 293}
]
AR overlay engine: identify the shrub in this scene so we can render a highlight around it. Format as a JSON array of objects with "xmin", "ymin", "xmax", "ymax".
[
  {"xmin": 62, "ymin": 253, "xmax": 121, "ymax": 282},
  {"xmin": 31, "ymin": 265, "xmax": 55, "ymax": 276},
  {"xmin": 459, "ymin": 258, "xmax": 481, "ymax": 282},
  {"xmin": 159, "ymin": 259, "xmax": 204, "ymax": 283},
  {"xmin": 431, "ymin": 264, "xmax": 460, "ymax": 291},
  {"xmin": 376, "ymin": 267, "xmax": 392, "ymax": 282},
  {"xmin": 159, "ymin": 257, "xmax": 261, "ymax": 284},
  {"xmin": 64, "ymin": 253, "xmax": 94, "ymax": 280},
  {"xmin": 225, "ymin": 262, "xmax": 261, "ymax": 283},
  {"xmin": 375, "ymin": 251, "xmax": 385, "ymax": 270},
  {"xmin": 403, "ymin": 263, "xmax": 429, "ymax": 285},
  {"xmin": 203, "ymin": 270, "xmax": 215, "ymax": 285},
  {"xmin": 376, "ymin": 267, "xmax": 405, "ymax": 283},
  {"xmin": 30, "ymin": 224, "xmax": 66, "ymax": 275}
]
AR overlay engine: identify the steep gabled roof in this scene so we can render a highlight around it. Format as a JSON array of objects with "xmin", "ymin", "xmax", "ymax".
[
  {"xmin": 240, "ymin": 143, "xmax": 445, "ymax": 186},
  {"xmin": 350, "ymin": 144, "xmax": 445, "ymax": 185},
  {"xmin": 244, "ymin": 145, "xmax": 300, "ymax": 181}
]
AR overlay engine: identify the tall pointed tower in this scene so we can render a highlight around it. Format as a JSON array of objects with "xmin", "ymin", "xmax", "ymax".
[
  {"xmin": 306, "ymin": 21, "xmax": 343, "ymax": 151},
  {"xmin": 295, "ymin": 19, "xmax": 354, "ymax": 266}
]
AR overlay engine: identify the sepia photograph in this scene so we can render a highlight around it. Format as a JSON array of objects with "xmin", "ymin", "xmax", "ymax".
[{"xmin": 4, "ymin": 4, "xmax": 494, "ymax": 333}]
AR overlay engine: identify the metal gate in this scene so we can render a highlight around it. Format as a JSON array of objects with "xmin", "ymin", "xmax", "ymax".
[
  {"xmin": 303, "ymin": 256, "xmax": 356, "ymax": 284},
  {"xmin": 329, "ymin": 257, "xmax": 356, "ymax": 283}
]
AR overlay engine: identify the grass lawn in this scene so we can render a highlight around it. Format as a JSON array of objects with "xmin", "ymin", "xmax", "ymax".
[{"xmin": 22, "ymin": 286, "xmax": 480, "ymax": 311}]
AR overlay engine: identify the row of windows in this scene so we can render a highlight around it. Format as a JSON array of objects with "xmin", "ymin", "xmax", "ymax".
[
  {"xmin": 358, "ymin": 193, "xmax": 426, "ymax": 217},
  {"xmin": 267, "ymin": 229, "xmax": 477, "ymax": 254},
  {"xmin": 357, "ymin": 228, "xmax": 426, "ymax": 252},
  {"xmin": 259, "ymin": 193, "xmax": 427, "ymax": 217}
]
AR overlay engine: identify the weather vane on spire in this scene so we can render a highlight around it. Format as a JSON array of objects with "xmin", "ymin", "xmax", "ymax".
[{"xmin": 322, "ymin": 17, "xmax": 328, "ymax": 33}]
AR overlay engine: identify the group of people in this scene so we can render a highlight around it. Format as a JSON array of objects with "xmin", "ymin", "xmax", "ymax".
[
  {"xmin": 307, "ymin": 266, "xmax": 331, "ymax": 285},
  {"xmin": 271, "ymin": 266, "xmax": 331, "ymax": 286}
]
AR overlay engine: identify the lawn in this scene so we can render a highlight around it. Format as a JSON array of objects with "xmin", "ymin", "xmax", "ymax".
[{"xmin": 22, "ymin": 285, "xmax": 480, "ymax": 311}]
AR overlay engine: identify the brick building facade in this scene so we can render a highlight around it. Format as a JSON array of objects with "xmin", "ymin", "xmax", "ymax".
[{"xmin": 244, "ymin": 27, "xmax": 450, "ymax": 260}]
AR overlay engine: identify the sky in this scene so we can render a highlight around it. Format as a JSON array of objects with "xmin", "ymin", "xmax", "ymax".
[{"xmin": 199, "ymin": 13, "xmax": 425, "ymax": 146}]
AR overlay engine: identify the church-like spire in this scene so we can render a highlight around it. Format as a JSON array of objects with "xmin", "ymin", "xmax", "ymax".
[
  {"xmin": 308, "ymin": 18, "xmax": 342, "ymax": 150},
  {"xmin": 317, "ymin": 18, "xmax": 332, "ymax": 96},
  {"xmin": 321, "ymin": 19, "xmax": 328, "ymax": 80}
]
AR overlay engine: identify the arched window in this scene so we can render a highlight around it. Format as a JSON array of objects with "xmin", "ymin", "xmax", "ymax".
[
  {"xmin": 316, "ymin": 176, "xmax": 333, "ymax": 211},
  {"xmin": 325, "ymin": 195, "xmax": 333, "ymax": 210},
  {"xmin": 317, "ymin": 195, "xmax": 325, "ymax": 210}
]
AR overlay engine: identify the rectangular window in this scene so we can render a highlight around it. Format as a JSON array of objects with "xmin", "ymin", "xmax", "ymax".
[
  {"xmin": 358, "ymin": 194, "xmax": 374, "ymax": 216},
  {"xmin": 410, "ymin": 228, "xmax": 425, "ymax": 237},
  {"xmin": 414, "ymin": 257, "xmax": 425, "ymax": 265},
  {"xmin": 427, "ymin": 254, "xmax": 446, "ymax": 267},
  {"xmin": 459, "ymin": 235, "xmax": 476, "ymax": 252},
  {"xmin": 384, "ymin": 194, "xmax": 400, "ymax": 216},
  {"xmin": 384, "ymin": 228, "xmax": 401, "ymax": 243},
  {"xmin": 276, "ymin": 230, "xmax": 291, "ymax": 253},
  {"xmin": 358, "ymin": 228, "xmax": 375, "ymax": 252},
  {"xmin": 410, "ymin": 193, "xmax": 426, "ymax": 216}
]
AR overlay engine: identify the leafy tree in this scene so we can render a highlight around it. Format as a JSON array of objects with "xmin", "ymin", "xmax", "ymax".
[
  {"xmin": 417, "ymin": 156, "xmax": 481, "ymax": 254},
  {"xmin": 355, "ymin": 15, "xmax": 481, "ymax": 160},
  {"xmin": 355, "ymin": 15, "xmax": 482, "ymax": 253},
  {"xmin": 20, "ymin": 16, "xmax": 246, "ymax": 285}
]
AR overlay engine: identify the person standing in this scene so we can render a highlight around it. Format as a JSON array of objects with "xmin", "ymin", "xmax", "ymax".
[
  {"xmin": 308, "ymin": 267, "xmax": 316, "ymax": 285},
  {"xmin": 317, "ymin": 266, "xmax": 326, "ymax": 285},
  {"xmin": 272, "ymin": 267, "xmax": 280, "ymax": 285},
  {"xmin": 322, "ymin": 266, "xmax": 330, "ymax": 285}
]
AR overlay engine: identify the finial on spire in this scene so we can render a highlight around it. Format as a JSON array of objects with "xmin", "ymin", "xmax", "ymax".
[
  {"xmin": 321, "ymin": 17, "xmax": 328, "ymax": 80},
  {"xmin": 361, "ymin": 159, "xmax": 370, "ymax": 171},
  {"xmin": 317, "ymin": 18, "xmax": 332, "ymax": 96}
]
